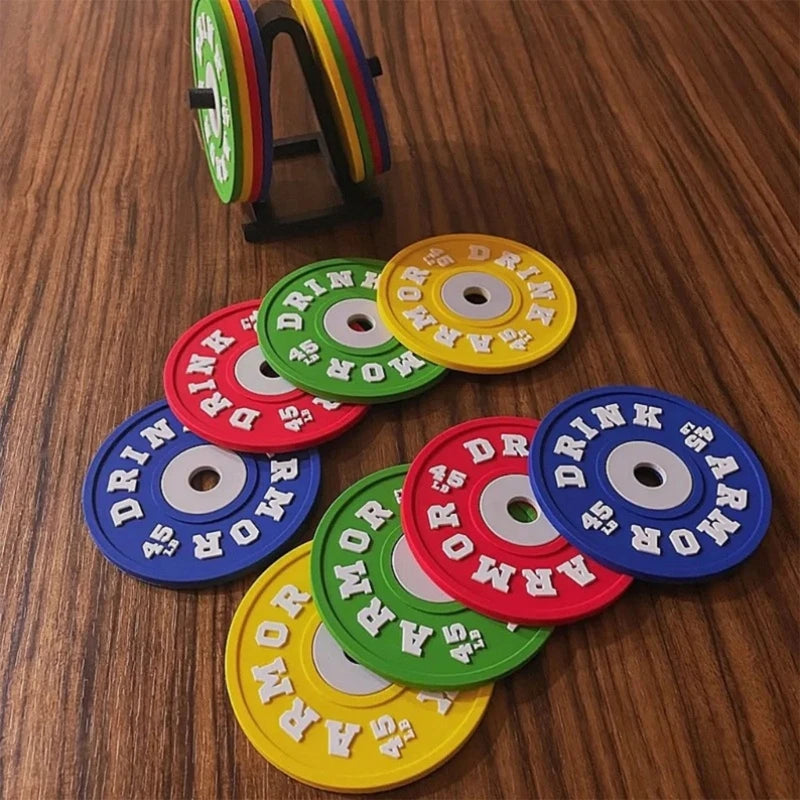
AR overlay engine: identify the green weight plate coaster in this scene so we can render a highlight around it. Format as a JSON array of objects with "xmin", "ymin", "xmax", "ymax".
[
  {"xmin": 311, "ymin": 465, "xmax": 552, "ymax": 689},
  {"xmin": 257, "ymin": 259, "xmax": 445, "ymax": 404}
]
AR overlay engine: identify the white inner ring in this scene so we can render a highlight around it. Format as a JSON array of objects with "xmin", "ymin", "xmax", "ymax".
[
  {"xmin": 605, "ymin": 440, "xmax": 693, "ymax": 510},
  {"xmin": 391, "ymin": 534, "xmax": 453, "ymax": 603},
  {"xmin": 312, "ymin": 623, "xmax": 390, "ymax": 695},
  {"xmin": 234, "ymin": 345, "xmax": 295, "ymax": 395},
  {"xmin": 479, "ymin": 474, "xmax": 560, "ymax": 546},
  {"xmin": 159, "ymin": 444, "xmax": 247, "ymax": 515},
  {"xmin": 440, "ymin": 271, "xmax": 513, "ymax": 320},
  {"xmin": 203, "ymin": 61, "xmax": 221, "ymax": 139},
  {"xmin": 322, "ymin": 298, "xmax": 393, "ymax": 349}
]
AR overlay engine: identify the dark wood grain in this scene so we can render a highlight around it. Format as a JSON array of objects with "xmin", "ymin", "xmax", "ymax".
[{"xmin": 1, "ymin": 1, "xmax": 798, "ymax": 798}]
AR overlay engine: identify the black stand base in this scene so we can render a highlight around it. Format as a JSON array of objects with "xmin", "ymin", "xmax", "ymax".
[
  {"xmin": 243, "ymin": 134, "xmax": 382, "ymax": 244},
  {"xmin": 240, "ymin": 1, "xmax": 383, "ymax": 243}
]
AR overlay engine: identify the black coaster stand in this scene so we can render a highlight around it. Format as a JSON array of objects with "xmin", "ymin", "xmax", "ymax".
[{"xmin": 190, "ymin": 1, "xmax": 384, "ymax": 243}]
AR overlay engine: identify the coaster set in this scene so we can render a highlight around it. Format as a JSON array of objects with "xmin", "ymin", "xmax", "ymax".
[
  {"xmin": 292, "ymin": 0, "xmax": 389, "ymax": 182},
  {"xmin": 188, "ymin": 0, "xmax": 389, "ymax": 240},
  {"xmin": 83, "ymin": 232, "xmax": 772, "ymax": 793}
]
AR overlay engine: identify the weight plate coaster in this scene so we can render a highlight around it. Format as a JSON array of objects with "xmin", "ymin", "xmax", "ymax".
[
  {"xmin": 256, "ymin": 258, "xmax": 446, "ymax": 404},
  {"xmin": 529, "ymin": 386, "xmax": 772, "ymax": 582},
  {"xmin": 376, "ymin": 234, "xmax": 577, "ymax": 374},
  {"xmin": 82, "ymin": 400, "xmax": 320, "ymax": 587},
  {"xmin": 402, "ymin": 417, "xmax": 632, "ymax": 624},
  {"xmin": 311, "ymin": 464, "xmax": 552, "ymax": 688},
  {"xmin": 164, "ymin": 300, "xmax": 368, "ymax": 452},
  {"xmin": 191, "ymin": 0, "xmax": 241, "ymax": 203},
  {"xmin": 225, "ymin": 541, "xmax": 493, "ymax": 792}
]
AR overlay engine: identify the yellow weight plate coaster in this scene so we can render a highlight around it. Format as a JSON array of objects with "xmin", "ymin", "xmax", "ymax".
[
  {"xmin": 225, "ymin": 542, "xmax": 492, "ymax": 793},
  {"xmin": 377, "ymin": 234, "xmax": 578, "ymax": 374},
  {"xmin": 219, "ymin": 0, "xmax": 253, "ymax": 201},
  {"xmin": 292, "ymin": 0, "xmax": 366, "ymax": 183}
]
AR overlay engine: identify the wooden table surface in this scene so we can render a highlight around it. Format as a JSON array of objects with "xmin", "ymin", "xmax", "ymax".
[{"xmin": 1, "ymin": 1, "xmax": 798, "ymax": 798}]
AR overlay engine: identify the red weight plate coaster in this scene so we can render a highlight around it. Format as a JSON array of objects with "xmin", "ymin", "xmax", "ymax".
[
  {"xmin": 322, "ymin": 0, "xmax": 382, "ymax": 173},
  {"xmin": 227, "ymin": 0, "xmax": 263, "ymax": 202},
  {"xmin": 402, "ymin": 416, "xmax": 632, "ymax": 625},
  {"xmin": 164, "ymin": 300, "xmax": 368, "ymax": 452}
]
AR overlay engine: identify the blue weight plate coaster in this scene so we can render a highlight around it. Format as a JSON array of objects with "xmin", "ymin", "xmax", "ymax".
[
  {"xmin": 529, "ymin": 386, "xmax": 771, "ymax": 582},
  {"xmin": 82, "ymin": 400, "xmax": 320, "ymax": 587}
]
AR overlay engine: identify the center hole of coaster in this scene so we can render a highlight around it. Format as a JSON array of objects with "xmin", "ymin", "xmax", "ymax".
[
  {"xmin": 507, "ymin": 497, "xmax": 538, "ymax": 523},
  {"xmin": 347, "ymin": 313, "xmax": 374, "ymax": 332},
  {"xmin": 312, "ymin": 623, "xmax": 391, "ymax": 696},
  {"xmin": 259, "ymin": 360, "xmax": 279, "ymax": 378},
  {"xmin": 235, "ymin": 346, "xmax": 295, "ymax": 396},
  {"xmin": 391, "ymin": 534, "xmax": 453, "ymax": 603},
  {"xmin": 189, "ymin": 467, "xmax": 221, "ymax": 492},
  {"xmin": 479, "ymin": 474, "xmax": 559, "ymax": 546},
  {"xmin": 161, "ymin": 445, "xmax": 247, "ymax": 515},
  {"xmin": 463, "ymin": 286, "xmax": 489, "ymax": 305},
  {"xmin": 323, "ymin": 299, "xmax": 394, "ymax": 349},
  {"xmin": 633, "ymin": 463, "xmax": 665, "ymax": 488}
]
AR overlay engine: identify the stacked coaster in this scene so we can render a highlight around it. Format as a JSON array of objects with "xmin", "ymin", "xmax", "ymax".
[
  {"xmin": 226, "ymin": 542, "xmax": 493, "ymax": 793},
  {"xmin": 191, "ymin": 0, "xmax": 273, "ymax": 203},
  {"xmin": 292, "ymin": 0, "xmax": 390, "ymax": 181},
  {"xmin": 190, "ymin": 0, "xmax": 389, "ymax": 204}
]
